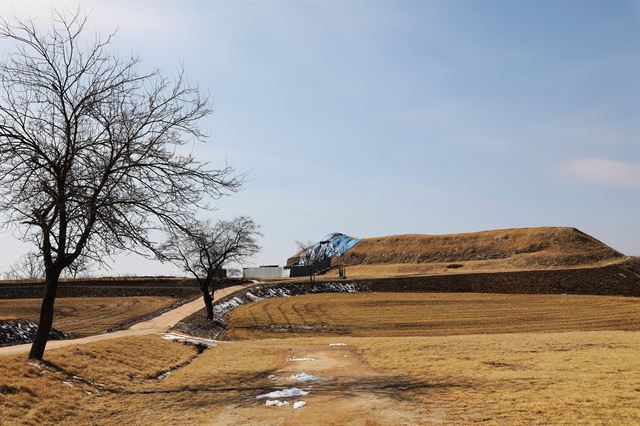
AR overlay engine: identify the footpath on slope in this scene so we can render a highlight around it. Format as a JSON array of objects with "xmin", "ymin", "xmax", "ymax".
[
  {"xmin": 0, "ymin": 285, "xmax": 249, "ymax": 356},
  {"xmin": 213, "ymin": 342, "xmax": 428, "ymax": 425}
]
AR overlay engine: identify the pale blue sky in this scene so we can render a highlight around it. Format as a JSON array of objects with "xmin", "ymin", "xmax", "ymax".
[{"xmin": 0, "ymin": 1, "xmax": 638, "ymax": 275}]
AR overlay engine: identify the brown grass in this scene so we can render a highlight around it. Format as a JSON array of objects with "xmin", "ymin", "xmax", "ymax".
[
  {"xmin": 3, "ymin": 291, "xmax": 640, "ymax": 424},
  {"xmin": 351, "ymin": 331, "xmax": 640, "ymax": 424},
  {"xmin": 223, "ymin": 292, "xmax": 640, "ymax": 340},
  {"xmin": 321, "ymin": 258, "xmax": 627, "ymax": 279},
  {"xmin": 0, "ymin": 297, "xmax": 179, "ymax": 336},
  {"xmin": 329, "ymin": 227, "xmax": 623, "ymax": 272},
  {"xmin": 0, "ymin": 336, "xmax": 286, "ymax": 425}
]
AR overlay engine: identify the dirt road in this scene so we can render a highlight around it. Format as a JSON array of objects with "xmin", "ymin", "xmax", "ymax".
[
  {"xmin": 214, "ymin": 342, "xmax": 426, "ymax": 425},
  {"xmin": 0, "ymin": 285, "xmax": 248, "ymax": 356}
]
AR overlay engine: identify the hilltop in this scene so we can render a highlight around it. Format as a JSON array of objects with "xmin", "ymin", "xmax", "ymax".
[{"xmin": 320, "ymin": 227, "xmax": 627, "ymax": 278}]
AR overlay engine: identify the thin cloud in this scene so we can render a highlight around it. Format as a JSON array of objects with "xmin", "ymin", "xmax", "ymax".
[
  {"xmin": 0, "ymin": 1, "xmax": 187, "ymax": 38},
  {"xmin": 560, "ymin": 157, "xmax": 639, "ymax": 187}
]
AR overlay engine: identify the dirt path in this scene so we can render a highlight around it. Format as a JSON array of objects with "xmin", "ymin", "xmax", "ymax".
[
  {"xmin": 0, "ymin": 285, "xmax": 248, "ymax": 356},
  {"xmin": 214, "ymin": 342, "xmax": 426, "ymax": 425}
]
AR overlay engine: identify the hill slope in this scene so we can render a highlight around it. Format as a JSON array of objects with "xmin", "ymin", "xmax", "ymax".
[{"xmin": 331, "ymin": 227, "xmax": 624, "ymax": 272}]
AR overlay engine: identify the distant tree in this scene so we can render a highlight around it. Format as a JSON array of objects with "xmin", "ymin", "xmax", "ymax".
[
  {"xmin": 0, "ymin": 10, "xmax": 239, "ymax": 359},
  {"xmin": 295, "ymin": 240, "xmax": 326, "ymax": 284},
  {"xmin": 62, "ymin": 255, "xmax": 93, "ymax": 279},
  {"xmin": 4, "ymin": 252, "xmax": 44, "ymax": 280},
  {"xmin": 4, "ymin": 251, "xmax": 92, "ymax": 280},
  {"xmin": 160, "ymin": 216, "xmax": 261, "ymax": 320}
]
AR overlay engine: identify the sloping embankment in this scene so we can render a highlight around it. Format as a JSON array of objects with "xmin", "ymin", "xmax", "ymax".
[
  {"xmin": 333, "ymin": 227, "xmax": 623, "ymax": 269},
  {"xmin": 174, "ymin": 258, "xmax": 640, "ymax": 340}
]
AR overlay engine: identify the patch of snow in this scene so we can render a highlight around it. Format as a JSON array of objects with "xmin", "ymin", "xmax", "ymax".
[
  {"xmin": 265, "ymin": 400, "xmax": 290, "ymax": 407},
  {"xmin": 293, "ymin": 401, "xmax": 306, "ymax": 409},
  {"xmin": 289, "ymin": 373, "xmax": 317, "ymax": 383},
  {"xmin": 245, "ymin": 292, "xmax": 261, "ymax": 301},
  {"xmin": 62, "ymin": 381, "xmax": 74, "ymax": 387},
  {"xmin": 329, "ymin": 343, "xmax": 346, "ymax": 346},
  {"xmin": 267, "ymin": 374, "xmax": 277, "ymax": 380},
  {"xmin": 156, "ymin": 371, "xmax": 171, "ymax": 380},
  {"xmin": 257, "ymin": 388, "xmax": 309, "ymax": 399},
  {"xmin": 161, "ymin": 333, "xmax": 217, "ymax": 348},
  {"xmin": 288, "ymin": 357, "xmax": 314, "ymax": 362}
]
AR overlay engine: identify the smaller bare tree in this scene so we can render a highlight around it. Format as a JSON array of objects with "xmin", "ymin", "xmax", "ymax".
[
  {"xmin": 160, "ymin": 216, "xmax": 261, "ymax": 320},
  {"xmin": 63, "ymin": 255, "xmax": 93, "ymax": 279},
  {"xmin": 4, "ymin": 251, "xmax": 93, "ymax": 280},
  {"xmin": 4, "ymin": 252, "xmax": 44, "ymax": 280},
  {"xmin": 295, "ymin": 240, "xmax": 327, "ymax": 284}
]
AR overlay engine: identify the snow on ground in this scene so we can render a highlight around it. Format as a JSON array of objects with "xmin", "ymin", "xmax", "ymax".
[
  {"xmin": 265, "ymin": 400, "xmax": 289, "ymax": 407},
  {"xmin": 288, "ymin": 357, "xmax": 315, "ymax": 362},
  {"xmin": 156, "ymin": 371, "xmax": 171, "ymax": 380},
  {"xmin": 161, "ymin": 333, "xmax": 217, "ymax": 348},
  {"xmin": 289, "ymin": 373, "xmax": 317, "ymax": 383},
  {"xmin": 293, "ymin": 401, "xmax": 306, "ymax": 409},
  {"xmin": 329, "ymin": 343, "xmax": 347, "ymax": 346},
  {"xmin": 257, "ymin": 388, "xmax": 309, "ymax": 399},
  {"xmin": 0, "ymin": 319, "xmax": 70, "ymax": 346}
]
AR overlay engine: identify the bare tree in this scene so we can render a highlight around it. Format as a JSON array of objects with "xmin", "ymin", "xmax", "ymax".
[
  {"xmin": 4, "ymin": 252, "xmax": 44, "ymax": 280},
  {"xmin": 4, "ymin": 251, "xmax": 92, "ymax": 280},
  {"xmin": 160, "ymin": 216, "xmax": 261, "ymax": 320},
  {"xmin": 0, "ymin": 10, "xmax": 240, "ymax": 359},
  {"xmin": 62, "ymin": 254, "xmax": 93, "ymax": 279},
  {"xmin": 295, "ymin": 240, "xmax": 327, "ymax": 284}
]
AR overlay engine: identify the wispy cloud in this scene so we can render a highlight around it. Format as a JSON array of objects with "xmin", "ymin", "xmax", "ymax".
[
  {"xmin": 559, "ymin": 157, "xmax": 639, "ymax": 187},
  {"xmin": 0, "ymin": 1, "xmax": 188, "ymax": 39}
]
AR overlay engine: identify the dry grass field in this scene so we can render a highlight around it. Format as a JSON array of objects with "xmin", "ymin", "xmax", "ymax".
[
  {"xmin": 0, "ymin": 335, "xmax": 286, "ymax": 425},
  {"xmin": 223, "ymin": 292, "xmax": 640, "ymax": 339},
  {"xmin": 0, "ymin": 297, "xmax": 180, "ymax": 336},
  {"xmin": 2, "ymin": 291, "xmax": 640, "ymax": 424},
  {"xmin": 2, "ymin": 331, "xmax": 638, "ymax": 424}
]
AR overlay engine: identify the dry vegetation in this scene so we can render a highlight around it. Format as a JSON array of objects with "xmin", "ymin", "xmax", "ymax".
[
  {"xmin": 0, "ymin": 336, "xmax": 286, "ymax": 425},
  {"xmin": 322, "ymin": 258, "xmax": 627, "ymax": 279},
  {"xmin": 0, "ymin": 297, "xmax": 179, "ymax": 336},
  {"xmin": 3, "ymin": 291, "xmax": 640, "ymax": 424},
  {"xmin": 223, "ymin": 292, "xmax": 640, "ymax": 340},
  {"xmin": 352, "ymin": 331, "xmax": 640, "ymax": 424},
  {"xmin": 328, "ymin": 227, "xmax": 624, "ymax": 275}
]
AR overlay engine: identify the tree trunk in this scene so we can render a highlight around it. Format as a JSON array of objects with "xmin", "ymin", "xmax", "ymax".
[
  {"xmin": 201, "ymin": 287, "xmax": 214, "ymax": 320},
  {"xmin": 28, "ymin": 269, "xmax": 61, "ymax": 360}
]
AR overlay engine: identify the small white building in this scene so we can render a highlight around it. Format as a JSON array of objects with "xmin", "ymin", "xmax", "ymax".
[{"xmin": 242, "ymin": 265, "xmax": 289, "ymax": 279}]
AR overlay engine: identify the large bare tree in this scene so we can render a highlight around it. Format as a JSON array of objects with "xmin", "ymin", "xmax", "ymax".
[
  {"xmin": 160, "ymin": 216, "xmax": 261, "ymax": 320},
  {"xmin": 0, "ymin": 10, "xmax": 239, "ymax": 359}
]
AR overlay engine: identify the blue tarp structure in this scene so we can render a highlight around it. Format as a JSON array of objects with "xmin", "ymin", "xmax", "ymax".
[{"xmin": 297, "ymin": 232, "xmax": 360, "ymax": 266}]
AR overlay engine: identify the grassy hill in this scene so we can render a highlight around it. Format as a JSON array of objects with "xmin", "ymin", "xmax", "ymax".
[
  {"xmin": 329, "ymin": 227, "xmax": 624, "ymax": 276},
  {"xmin": 337, "ymin": 227, "xmax": 623, "ymax": 267}
]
